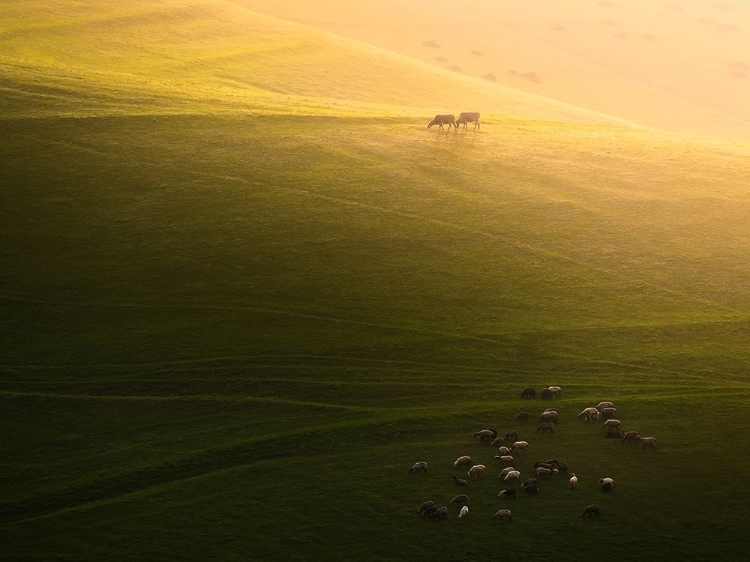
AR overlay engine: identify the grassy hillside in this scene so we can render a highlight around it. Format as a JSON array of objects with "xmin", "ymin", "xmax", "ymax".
[
  {"xmin": 3, "ymin": 1, "xmax": 750, "ymax": 561},
  {"xmin": 235, "ymin": 0, "xmax": 750, "ymax": 140}
]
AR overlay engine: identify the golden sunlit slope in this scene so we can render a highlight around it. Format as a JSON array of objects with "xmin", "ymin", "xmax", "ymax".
[
  {"xmin": 233, "ymin": 0, "xmax": 750, "ymax": 140},
  {"xmin": 0, "ymin": 0, "xmax": 638, "ymax": 126}
]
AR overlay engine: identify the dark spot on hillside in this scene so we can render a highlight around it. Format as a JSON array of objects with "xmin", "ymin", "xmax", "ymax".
[
  {"xmin": 729, "ymin": 60, "xmax": 749, "ymax": 70},
  {"xmin": 423, "ymin": 39, "xmax": 441, "ymax": 48},
  {"xmin": 550, "ymin": 23, "xmax": 566, "ymax": 31},
  {"xmin": 642, "ymin": 33, "xmax": 659, "ymax": 42},
  {"xmin": 449, "ymin": 65, "xmax": 462, "ymax": 72},
  {"xmin": 434, "ymin": 56, "xmax": 447, "ymax": 62},
  {"xmin": 664, "ymin": 2, "xmax": 683, "ymax": 10},
  {"xmin": 614, "ymin": 31, "xmax": 628, "ymax": 39},
  {"xmin": 716, "ymin": 23, "xmax": 740, "ymax": 32},
  {"xmin": 521, "ymin": 72, "xmax": 542, "ymax": 83},
  {"xmin": 471, "ymin": 50, "xmax": 483, "ymax": 56},
  {"xmin": 483, "ymin": 73, "xmax": 497, "ymax": 81}
]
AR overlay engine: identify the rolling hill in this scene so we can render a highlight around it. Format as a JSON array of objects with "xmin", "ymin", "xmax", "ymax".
[{"xmin": 2, "ymin": 1, "xmax": 750, "ymax": 561}]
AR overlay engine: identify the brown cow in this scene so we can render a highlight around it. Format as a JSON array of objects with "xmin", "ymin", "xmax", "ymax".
[
  {"xmin": 456, "ymin": 111, "xmax": 480, "ymax": 130},
  {"xmin": 428, "ymin": 114, "xmax": 457, "ymax": 130}
]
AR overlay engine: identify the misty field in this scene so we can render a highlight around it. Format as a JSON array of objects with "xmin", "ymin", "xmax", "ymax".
[{"xmin": 3, "ymin": 1, "xmax": 750, "ymax": 560}]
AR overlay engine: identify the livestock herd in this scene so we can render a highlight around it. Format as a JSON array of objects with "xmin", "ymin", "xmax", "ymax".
[
  {"xmin": 427, "ymin": 112, "xmax": 481, "ymax": 131},
  {"xmin": 410, "ymin": 386, "xmax": 657, "ymax": 522}
]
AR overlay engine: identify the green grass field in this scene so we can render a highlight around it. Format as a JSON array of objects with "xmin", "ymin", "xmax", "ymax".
[{"xmin": 3, "ymin": 2, "xmax": 750, "ymax": 560}]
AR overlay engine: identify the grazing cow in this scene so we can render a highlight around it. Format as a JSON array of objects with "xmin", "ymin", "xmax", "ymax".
[
  {"xmin": 456, "ymin": 111, "xmax": 480, "ymax": 130},
  {"xmin": 582, "ymin": 504, "xmax": 601, "ymax": 518},
  {"xmin": 427, "ymin": 114, "xmax": 456, "ymax": 130}
]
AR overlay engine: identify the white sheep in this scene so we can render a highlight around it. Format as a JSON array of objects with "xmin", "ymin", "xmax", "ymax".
[
  {"xmin": 498, "ymin": 466, "xmax": 515, "ymax": 479},
  {"xmin": 453, "ymin": 455, "xmax": 473, "ymax": 468},
  {"xmin": 496, "ymin": 455, "xmax": 514, "ymax": 465},
  {"xmin": 511, "ymin": 440, "xmax": 529, "ymax": 452},
  {"xmin": 638, "ymin": 436, "xmax": 657, "ymax": 450},
  {"xmin": 569, "ymin": 473, "xmax": 578, "ymax": 489},
  {"xmin": 503, "ymin": 470, "xmax": 521, "ymax": 482},
  {"xmin": 596, "ymin": 401, "xmax": 615, "ymax": 411},
  {"xmin": 602, "ymin": 419, "xmax": 621, "ymax": 431},
  {"xmin": 599, "ymin": 477, "xmax": 615, "ymax": 492},
  {"xmin": 468, "ymin": 464, "xmax": 487, "ymax": 478},
  {"xmin": 578, "ymin": 407, "xmax": 599, "ymax": 422},
  {"xmin": 409, "ymin": 461, "xmax": 428, "ymax": 473},
  {"xmin": 459, "ymin": 505, "xmax": 469, "ymax": 518},
  {"xmin": 535, "ymin": 466, "xmax": 558, "ymax": 477},
  {"xmin": 497, "ymin": 446, "xmax": 511, "ymax": 456},
  {"xmin": 548, "ymin": 385, "xmax": 562, "ymax": 398}
]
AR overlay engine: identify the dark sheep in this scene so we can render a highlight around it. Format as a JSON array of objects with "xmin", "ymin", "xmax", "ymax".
[
  {"xmin": 521, "ymin": 387, "xmax": 536, "ymax": 399},
  {"xmin": 582, "ymin": 504, "xmax": 601, "ymax": 518},
  {"xmin": 621, "ymin": 431, "xmax": 640, "ymax": 443},
  {"xmin": 537, "ymin": 422, "xmax": 555, "ymax": 434},
  {"xmin": 452, "ymin": 476, "xmax": 468, "ymax": 486},
  {"xmin": 600, "ymin": 407, "xmax": 617, "ymax": 420},
  {"xmin": 606, "ymin": 430, "xmax": 624, "ymax": 439},
  {"xmin": 450, "ymin": 494, "xmax": 469, "ymax": 504},
  {"xmin": 540, "ymin": 388, "xmax": 552, "ymax": 400},
  {"xmin": 431, "ymin": 506, "xmax": 449, "ymax": 519},
  {"xmin": 516, "ymin": 411, "xmax": 530, "ymax": 422},
  {"xmin": 505, "ymin": 430, "xmax": 519, "ymax": 442},
  {"xmin": 523, "ymin": 483, "xmax": 539, "ymax": 495},
  {"xmin": 498, "ymin": 489, "xmax": 516, "ymax": 499},
  {"xmin": 419, "ymin": 501, "xmax": 434, "ymax": 515},
  {"xmin": 422, "ymin": 505, "xmax": 438, "ymax": 518}
]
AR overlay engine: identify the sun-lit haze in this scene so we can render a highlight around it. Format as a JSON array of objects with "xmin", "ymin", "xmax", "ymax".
[{"xmin": 235, "ymin": 0, "xmax": 750, "ymax": 140}]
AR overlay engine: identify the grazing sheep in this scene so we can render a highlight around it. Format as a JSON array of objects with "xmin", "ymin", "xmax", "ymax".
[
  {"xmin": 548, "ymin": 386, "xmax": 562, "ymax": 399},
  {"xmin": 505, "ymin": 430, "xmax": 519, "ymax": 442},
  {"xmin": 491, "ymin": 437, "xmax": 505, "ymax": 446},
  {"xmin": 582, "ymin": 504, "xmax": 601, "ymax": 518},
  {"xmin": 600, "ymin": 407, "xmax": 617, "ymax": 420},
  {"xmin": 605, "ymin": 430, "xmax": 624, "ymax": 439},
  {"xmin": 452, "ymin": 475, "xmax": 468, "ymax": 486},
  {"xmin": 451, "ymin": 494, "xmax": 469, "ymax": 504},
  {"xmin": 535, "ymin": 466, "xmax": 559, "ymax": 478},
  {"xmin": 468, "ymin": 464, "xmax": 487, "ymax": 478},
  {"xmin": 596, "ymin": 401, "xmax": 615, "ymax": 411},
  {"xmin": 492, "ymin": 509, "xmax": 512, "ymax": 521},
  {"xmin": 523, "ymin": 483, "xmax": 539, "ymax": 495},
  {"xmin": 474, "ymin": 429, "xmax": 496, "ymax": 443},
  {"xmin": 419, "ymin": 500, "xmax": 435, "ymax": 515},
  {"xmin": 599, "ymin": 477, "xmax": 614, "ymax": 493},
  {"xmin": 540, "ymin": 388, "xmax": 553, "ymax": 400},
  {"xmin": 570, "ymin": 473, "xmax": 578, "ymax": 489},
  {"xmin": 409, "ymin": 461, "xmax": 428, "ymax": 473},
  {"xmin": 637, "ymin": 436, "xmax": 657, "ymax": 450},
  {"xmin": 537, "ymin": 422, "xmax": 555, "ymax": 434},
  {"xmin": 533, "ymin": 461, "xmax": 555, "ymax": 470},
  {"xmin": 579, "ymin": 407, "xmax": 599, "ymax": 422},
  {"xmin": 459, "ymin": 505, "xmax": 469, "ymax": 518},
  {"xmin": 511, "ymin": 440, "xmax": 529, "ymax": 452},
  {"xmin": 521, "ymin": 387, "xmax": 536, "ymax": 399},
  {"xmin": 521, "ymin": 477, "xmax": 538, "ymax": 489},
  {"xmin": 422, "ymin": 505, "xmax": 438, "ymax": 518},
  {"xmin": 516, "ymin": 411, "xmax": 530, "ymax": 422},
  {"xmin": 498, "ymin": 466, "xmax": 516, "ymax": 479},
  {"xmin": 539, "ymin": 411, "xmax": 558, "ymax": 424},
  {"xmin": 494, "ymin": 455, "xmax": 514, "ymax": 465},
  {"xmin": 432, "ymin": 506, "xmax": 449, "ymax": 519},
  {"xmin": 602, "ymin": 419, "xmax": 621, "ymax": 431},
  {"xmin": 554, "ymin": 460, "xmax": 569, "ymax": 475},
  {"xmin": 498, "ymin": 489, "xmax": 516, "ymax": 499},
  {"xmin": 454, "ymin": 456, "xmax": 473, "ymax": 468},
  {"xmin": 503, "ymin": 470, "xmax": 521, "ymax": 482},
  {"xmin": 497, "ymin": 446, "xmax": 511, "ymax": 456},
  {"xmin": 621, "ymin": 431, "xmax": 641, "ymax": 443}
]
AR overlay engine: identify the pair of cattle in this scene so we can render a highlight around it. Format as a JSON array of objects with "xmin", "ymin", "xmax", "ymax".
[{"xmin": 428, "ymin": 112, "xmax": 480, "ymax": 130}]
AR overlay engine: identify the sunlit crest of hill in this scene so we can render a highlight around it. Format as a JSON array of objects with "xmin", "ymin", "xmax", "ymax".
[
  {"xmin": 233, "ymin": 0, "xmax": 750, "ymax": 140},
  {"xmin": 1, "ymin": 0, "xmax": 637, "ymax": 126}
]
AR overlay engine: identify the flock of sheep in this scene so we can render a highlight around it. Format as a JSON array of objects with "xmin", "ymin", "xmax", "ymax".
[{"xmin": 410, "ymin": 386, "xmax": 657, "ymax": 522}]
